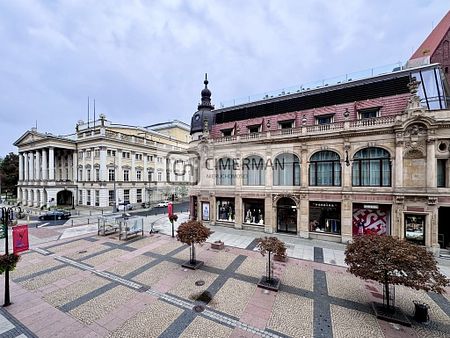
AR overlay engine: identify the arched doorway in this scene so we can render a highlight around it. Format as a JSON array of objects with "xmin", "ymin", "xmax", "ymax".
[
  {"xmin": 57, "ymin": 190, "xmax": 73, "ymax": 207},
  {"xmin": 277, "ymin": 197, "xmax": 297, "ymax": 233}
]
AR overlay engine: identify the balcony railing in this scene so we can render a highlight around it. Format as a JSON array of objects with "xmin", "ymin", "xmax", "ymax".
[{"xmin": 212, "ymin": 116, "xmax": 397, "ymax": 144}]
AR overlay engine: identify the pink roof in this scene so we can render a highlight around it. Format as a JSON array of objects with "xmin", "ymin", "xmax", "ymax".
[{"xmin": 410, "ymin": 10, "xmax": 450, "ymax": 60}]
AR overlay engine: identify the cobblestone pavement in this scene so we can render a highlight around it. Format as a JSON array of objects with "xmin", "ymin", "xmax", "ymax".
[{"xmin": 1, "ymin": 231, "xmax": 449, "ymax": 337}]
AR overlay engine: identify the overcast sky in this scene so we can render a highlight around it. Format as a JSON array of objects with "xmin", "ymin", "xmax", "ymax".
[{"xmin": 0, "ymin": 0, "xmax": 448, "ymax": 155}]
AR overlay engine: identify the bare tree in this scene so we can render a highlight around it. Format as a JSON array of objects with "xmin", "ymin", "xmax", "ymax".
[{"xmin": 345, "ymin": 234, "xmax": 449, "ymax": 310}]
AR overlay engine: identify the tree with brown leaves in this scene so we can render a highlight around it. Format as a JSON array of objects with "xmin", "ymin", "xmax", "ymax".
[
  {"xmin": 257, "ymin": 236, "xmax": 287, "ymax": 283},
  {"xmin": 176, "ymin": 220, "xmax": 212, "ymax": 265},
  {"xmin": 345, "ymin": 234, "xmax": 449, "ymax": 310}
]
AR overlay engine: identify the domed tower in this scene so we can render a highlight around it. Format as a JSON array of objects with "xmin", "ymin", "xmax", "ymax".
[{"xmin": 190, "ymin": 73, "xmax": 215, "ymax": 139}]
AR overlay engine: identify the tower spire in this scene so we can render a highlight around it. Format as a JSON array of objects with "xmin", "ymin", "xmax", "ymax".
[{"xmin": 198, "ymin": 73, "xmax": 214, "ymax": 110}]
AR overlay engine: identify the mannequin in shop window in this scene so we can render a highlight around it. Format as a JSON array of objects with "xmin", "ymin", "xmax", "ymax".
[
  {"xmin": 258, "ymin": 209, "xmax": 263, "ymax": 224},
  {"xmin": 246, "ymin": 209, "xmax": 252, "ymax": 223}
]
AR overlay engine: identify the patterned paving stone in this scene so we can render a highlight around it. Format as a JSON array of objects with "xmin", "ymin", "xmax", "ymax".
[
  {"xmin": 282, "ymin": 264, "xmax": 314, "ymax": 292},
  {"xmin": 151, "ymin": 241, "xmax": 184, "ymax": 255},
  {"xmin": 179, "ymin": 316, "xmax": 233, "ymax": 338},
  {"xmin": 206, "ymin": 250, "xmax": 239, "ymax": 270},
  {"xmin": 326, "ymin": 271, "xmax": 369, "ymax": 304},
  {"xmin": 173, "ymin": 247, "xmax": 192, "ymax": 261},
  {"xmin": 43, "ymin": 275, "xmax": 109, "ymax": 307},
  {"xmin": 69, "ymin": 285, "xmax": 137, "ymax": 325},
  {"xmin": 83, "ymin": 249, "xmax": 125, "ymax": 267},
  {"xmin": 45, "ymin": 239, "xmax": 89, "ymax": 253},
  {"xmin": 209, "ymin": 278, "xmax": 256, "ymax": 318},
  {"xmin": 18, "ymin": 266, "xmax": 79, "ymax": 290},
  {"xmin": 107, "ymin": 299, "xmax": 183, "ymax": 338},
  {"xmin": 132, "ymin": 261, "xmax": 180, "ymax": 286},
  {"xmin": 235, "ymin": 256, "xmax": 266, "ymax": 279},
  {"xmin": 125, "ymin": 236, "xmax": 160, "ymax": 249},
  {"xmin": 106, "ymin": 256, "xmax": 154, "ymax": 277},
  {"xmin": 330, "ymin": 304, "xmax": 383, "ymax": 338},
  {"xmin": 268, "ymin": 291, "xmax": 313, "ymax": 338},
  {"xmin": 64, "ymin": 244, "xmax": 110, "ymax": 261},
  {"xmin": 170, "ymin": 269, "xmax": 218, "ymax": 300},
  {"xmin": 11, "ymin": 259, "xmax": 62, "ymax": 279}
]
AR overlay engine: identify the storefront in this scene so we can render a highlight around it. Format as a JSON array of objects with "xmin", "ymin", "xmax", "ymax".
[
  {"xmin": 309, "ymin": 202, "xmax": 341, "ymax": 235},
  {"xmin": 352, "ymin": 204, "xmax": 391, "ymax": 236},
  {"xmin": 243, "ymin": 199, "xmax": 265, "ymax": 226},
  {"xmin": 277, "ymin": 197, "xmax": 297, "ymax": 233},
  {"xmin": 216, "ymin": 197, "xmax": 235, "ymax": 222},
  {"xmin": 405, "ymin": 214, "xmax": 425, "ymax": 245}
]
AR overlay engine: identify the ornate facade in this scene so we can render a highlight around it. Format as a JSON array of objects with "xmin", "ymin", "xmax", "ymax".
[
  {"xmin": 188, "ymin": 64, "xmax": 450, "ymax": 253},
  {"xmin": 14, "ymin": 116, "xmax": 191, "ymax": 209}
]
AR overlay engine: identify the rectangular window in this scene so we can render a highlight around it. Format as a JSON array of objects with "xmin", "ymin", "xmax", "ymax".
[
  {"xmin": 135, "ymin": 153, "xmax": 142, "ymax": 160},
  {"xmin": 243, "ymin": 199, "xmax": 265, "ymax": 226},
  {"xmin": 95, "ymin": 190, "xmax": 99, "ymax": 206},
  {"xmin": 157, "ymin": 157, "xmax": 162, "ymax": 163},
  {"xmin": 147, "ymin": 155, "xmax": 153, "ymax": 162},
  {"xmin": 78, "ymin": 151, "xmax": 83, "ymax": 159},
  {"xmin": 107, "ymin": 150, "xmax": 116, "ymax": 157},
  {"xmin": 136, "ymin": 170, "xmax": 142, "ymax": 181},
  {"xmin": 437, "ymin": 159, "xmax": 447, "ymax": 187},
  {"xmin": 94, "ymin": 149, "xmax": 100, "ymax": 158},
  {"xmin": 123, "ymin": 189, "xmax": 130, "ymax": 203},
  {"xmin": 216, "ymin": 198, "xmax": 235, "ymax": 222},
  {"xmin": 247, "ymin": 125, "xmax": 261, "ymax": 134},
  {"xmin": 148, "ymin": 171, "xmax": 153, "ymax": 182},
  {"xmin": 86, "ymin": 151, "xmax": 91, "ymax": 158},
  {"xmin": 405, "ymin": 214, "xmax": 425, "ymax": 245},
  {"xmin": 309, "ymin": 202, "xmax": 341, "ymax": 235},
  {"xmin": 87, "ymin": 190, "xmax": 91, "ymax": 206},
  {"xmin": 136, "ymin": 189, "xmax": 142, "ymax": 203},
  {"xmin": 78, "ymin": 190, "xmax": 83, "ymax": 204},
  {"xmin": 95, "ymin": 168, "xmax": 100, "ymax": 181},
  {"xmin": 109, "ymin": 190, "xmax": 115, "ymax": 206},
  {"xmin": 123, "ymin": 170, "xmax": 129, "ymax": 181},
  {"xmin": 108, "ymin": 169, "xmax": 115, "ymax": 181},
  {"xmin": 359, "ymin": 108, "xmax": 380, "ymax": 119},
  {"xmin": 87, "ymin": 169, "xmax": 91, "ymax": 181},
  {"xmin": 278, "ymin": 120, "xmax": 294, "ymax": 129},
  {"xmin": 157, "ymin": 171, "xmax": 162, "ymax": 181},
  {"xmin": 79, "ymin": 169, "xmax": 83, "ymax": 181},
  {"xmin": 221, "ymin": 128, "xmax": 234, "ymax": 137},
  {"xmin": 122, "ymin": 152, "xmax": 130, "ymax": 159},
  {"xmin": 315, "ymin": 115, "xmax": 334, "ymax": 125}
]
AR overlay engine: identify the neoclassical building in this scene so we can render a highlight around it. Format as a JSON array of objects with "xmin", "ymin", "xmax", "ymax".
[
  {"xmin": 188, "ymin": 61, "xmax": 450, "ymax": 253},
  {"xmin": 14, "ymin": 116, "xmax": 192, "ymax": 209}
]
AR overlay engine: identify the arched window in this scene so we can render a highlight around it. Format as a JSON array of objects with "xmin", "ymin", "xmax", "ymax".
[
  {"xmin": 352, "ymin": 147, "xmax": 391, "ymax": 186},
  {"xmin": 243, "ymin": 155, "xmax": 265, "ymax": 186},
  {"xmin": 309, "ymin": 151, "xmax": 341, "ymax": 186},
  {"xmin": 273, "ymin": 153, "xmax": 300, "ymax": 186},
  {"xmin": 216, "ymin": 158, "xmax": 236, "ymax": 185}
]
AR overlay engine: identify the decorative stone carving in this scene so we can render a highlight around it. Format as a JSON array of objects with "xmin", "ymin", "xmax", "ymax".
[
  {"xmin": 395, "ymin": 195, "xmax": 404, "ymax": 204},
  {"xmin": 406, "ymin": 78, "xmax": 422, "ymax": 109},
  {"xmin": 403, "ymin": 148, "xmax": 425, "ymax": 159},
  {"xmin": 403, "ymin": 123, "xmax": 427, "ymax": 138},
  {"xmin": 428, "ymin": 196, "xmax": 437, "ymax": 205},
  {"xmin": 272, "ymin": 193, "xmax": 300, "ymax": 206}
]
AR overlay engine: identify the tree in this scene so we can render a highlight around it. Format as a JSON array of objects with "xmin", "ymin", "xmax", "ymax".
[
  {"xmin": 345, "ymin": 235, "xmax": 449, "ymax": 310},
  {"xmin": 176, "ymin": 220, "xmax": 212, "ymax": 268},
  {"xmin": 257, "ymin": 236, "xmax": 287, "ymax": 287},
  {"xmin": 0, "ymin": 153, "xmax": 19, "ymax": 198}
]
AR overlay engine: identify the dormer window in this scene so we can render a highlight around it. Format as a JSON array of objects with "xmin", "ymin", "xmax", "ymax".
[
  {"xmin": 247, "ymin": 125, "xmax": 261, "ymax": 134},
  {"xmin": 279, "ymin": 120, "xmax": 294, "ymax": 129},
  {"xmin": 359, "ymin": 108, "xmax": 380, "ymax": 119},
  {"xmin": 315, "ymin": 114, "xmax": 334, "ymax": 125},
  {"xmin": 221, "ymin": 128, "xmax": 234, "ymax": 137}
]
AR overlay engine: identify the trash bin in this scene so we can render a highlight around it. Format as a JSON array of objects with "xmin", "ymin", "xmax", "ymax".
[{"xmin": 413, "ymin": 301, "xmax": 429, "ymax": 322}]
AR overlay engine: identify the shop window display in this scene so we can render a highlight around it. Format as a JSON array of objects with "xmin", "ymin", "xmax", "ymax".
[
  {"xmin": 216, "ymin": 198, "xmax": 235, "ymax": 222},
  {"xmin": 405, "ymin": 214, "xmax": 425, "ymax": 245},
  {"xmin": 352, "ymin": 204, "xmax": 390, "ymax": 236},
  {"xmin": 309, "ymin": 202, "xmax": 341, "ymax": 234},
  {"xmin": 243, "ymin": 199, "xmax": 264, "ymax": 225}
]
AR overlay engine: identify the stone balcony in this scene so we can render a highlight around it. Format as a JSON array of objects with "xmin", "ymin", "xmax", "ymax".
[{"xmin": 212, "ymin": 115, "xmax": 397, "ymax": 144}]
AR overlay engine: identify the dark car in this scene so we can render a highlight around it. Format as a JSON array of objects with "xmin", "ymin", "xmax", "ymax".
[{"xmin": 39, "ymin": 210, "xmax": 71, "ymax": 221}]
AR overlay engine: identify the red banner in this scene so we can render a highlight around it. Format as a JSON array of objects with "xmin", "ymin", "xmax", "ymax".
[
  {"xmin": 168, "ymin": 202, "xmax": 173, "ymax": 217},
  {"xmin": 13, "ymin": 225, "xmax": 29, "ymax": 254}
]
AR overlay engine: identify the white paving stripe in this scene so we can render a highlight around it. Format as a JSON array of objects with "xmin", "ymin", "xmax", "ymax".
[{"xmin": 0, "ymin": 314, "xmax": 14, "ymax": 334}]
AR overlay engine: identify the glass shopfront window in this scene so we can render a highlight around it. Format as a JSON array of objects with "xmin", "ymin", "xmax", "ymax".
[
  {"xmin": 352, "ymin": 204, "xmax": 390, "ymax": 236},
  {"xmin": 216, "ymin": 198, "xmax": 235, "ymax": 222},
  {"xmin": 309, "ymin": 202, "xmax": 341, "ymax": 234},
  {"xmin": 243, "ymin": 199, "xmax": 265, "ymax": 226},
  {"xmin": 405, "ymin": 214, "xmax": 425, "ymax": 245}
]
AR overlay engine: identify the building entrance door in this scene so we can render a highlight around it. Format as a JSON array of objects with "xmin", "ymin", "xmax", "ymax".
[
  {"xmin": 57, "ymin": 190, "xmax": 73, "ymax": 207},
  {"xmin": 277, "ymin": 197, "xmax": 297, "ymax": 233},
  {"xmin": 438, "ymin": 207, "xmax": 450, "ymax": 249}
]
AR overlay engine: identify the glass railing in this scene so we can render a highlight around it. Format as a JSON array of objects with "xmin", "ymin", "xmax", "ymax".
[{"xmin": 218, "ymin": 62, "xmax": 404, "ymax": 109}]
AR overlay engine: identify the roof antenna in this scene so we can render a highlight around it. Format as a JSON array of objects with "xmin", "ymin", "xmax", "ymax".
[
  {"xmin": 93, "ymin": 98, "xmax": 96, "ymax": 129},
  {"xmin": 87, "ymin": 96, "xmax": 90, "ymax": 128}
]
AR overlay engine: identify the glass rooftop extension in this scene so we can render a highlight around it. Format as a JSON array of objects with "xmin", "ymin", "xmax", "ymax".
[{"xmin": 217, "ymin": 62, "xmax": 426, "ymax": 109}]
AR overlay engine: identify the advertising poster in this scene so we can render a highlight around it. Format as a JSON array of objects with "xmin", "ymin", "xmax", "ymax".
[
  {"xmin": 202, "ymin": 202, "xmax": 210, "ymax": 221},
  {"xmin": 13, "ymin": 225, "xmax": 29, "ymax": 254}
]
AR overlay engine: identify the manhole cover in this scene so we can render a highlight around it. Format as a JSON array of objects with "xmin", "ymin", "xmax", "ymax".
[
  {"xmin": 193, "ymin": 305, "xmax": 205, "ymax": 313},
  {"xmin": 195, "ymin": 280, "xmax": 205, "ymax": 286},
  {"xmin": 78, "ymin": 250, "xmax": 87, "ymax": 254}
]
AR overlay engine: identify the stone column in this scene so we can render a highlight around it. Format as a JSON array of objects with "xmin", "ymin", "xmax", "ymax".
[
  {"xmin": 301, "ymin": 147, "xmax": 308, "ymax": 188},
  {"xmin": 72, "ymin": 152, "xmax": 77, "ymax": 182},
  {"xmin": 49, "ymin": 147, "xmax": 55, "ymax": 180},
  {"xmin": 264, "ymin": 196, "xmax": 273, "ymax": 233},
  {"xmin": 299, "ymin": 194, "xmax": 309, "ymax": 238},
  {"xmin": 341, "ymin": 196, "xmax": 353, "ymax": 243},
  {"xmin": 342, "ymin": 145, "xmax": 352, "ymax": 188},
  {"xmin": 29, "ymin": 151, "xmax": 34, "ymax": 181},
  {"xmin": 24, "ymin": 152, "xmax": 29, "ymax": 181},
  {"xmin": 131, "ymin": 152, "xmax": 136, "ymax": 181},
  {"xmin": 234, "ymin": 195, "xmax": 243, "ymax": 229},
  {"xmin": 100, "ymin": 147, "xmax": 107, "ymax": 181},
  {"xmin": 426, "ymin": 140, "xmax": 436, "ymax": 188},
  {"xmin": 42, "ymin": 149, "xmax": 48, "ymax": 180},
  {"xmin": 35, "ymin": 150, "xmax": 41, "ymax": 181},
  {"xmin": 19, "ymin": 153, "xmax": 24, "ymax": 181},
  {"xmin": 395, "ymin": 141, "xmax": 403, "ymax": 188}
]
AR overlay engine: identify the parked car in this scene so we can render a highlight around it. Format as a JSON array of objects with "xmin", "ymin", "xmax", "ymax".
[
  {"xmin": 156, "ymin": 201, "xmax": 170, "ymax": 208},
  {"xmin": 117, "ymin": 202, "xmax": 133, "ymax": 211},
  {"xmin": 39, "ymin": 210, "xmax": 71, "ymax": 221}
]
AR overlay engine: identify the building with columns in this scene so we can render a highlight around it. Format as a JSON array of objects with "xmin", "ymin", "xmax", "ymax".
[
  {"xmin": 14, "ymin": 116, "xmax": 192, "ymax": 209},
  {"xmin": 188, "ymin": 61, "xmax": 450, "ymax": 253}
]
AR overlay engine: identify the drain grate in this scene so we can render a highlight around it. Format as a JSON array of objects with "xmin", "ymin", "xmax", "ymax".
[
  {"xmin": 195, "ymin": 280, "xmax": 205, "ymax": 286},
  {"xmin": 78, "ymin": 250, "xmax": 87, "ymax": 254},
  {"xmin": 193, "ymin": 305, "xmax": 205, "ymax": 312}
]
